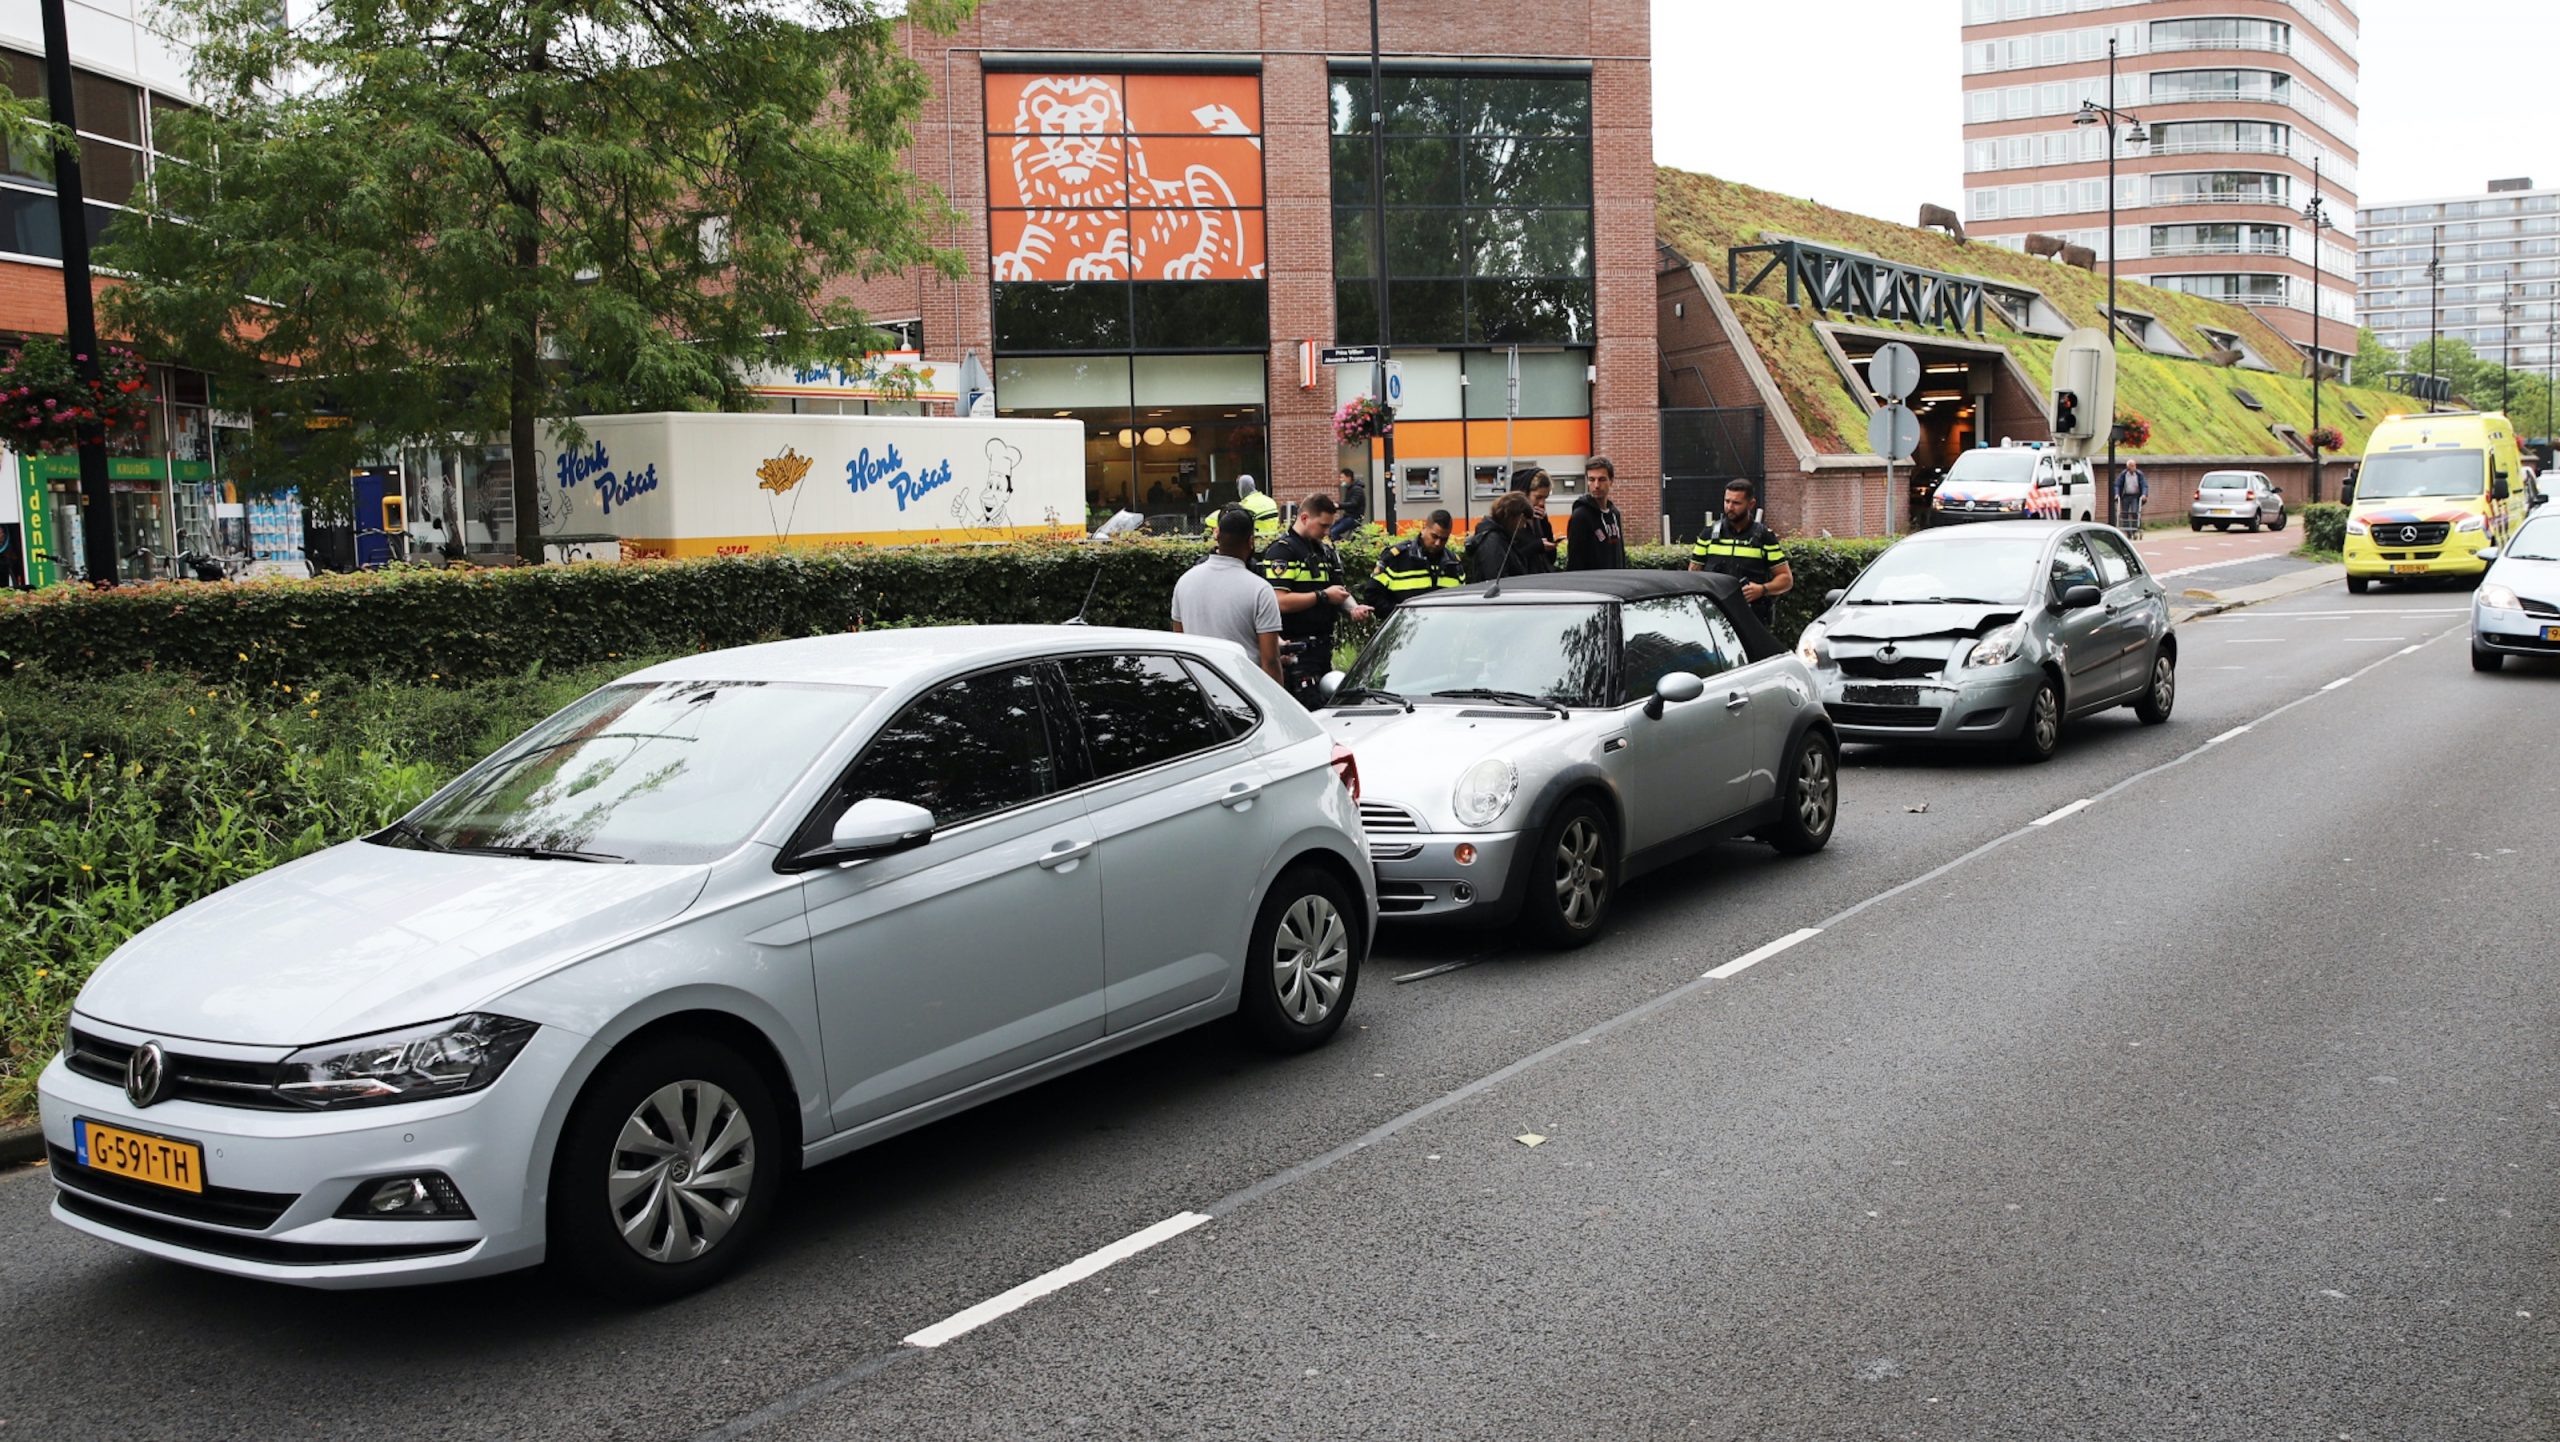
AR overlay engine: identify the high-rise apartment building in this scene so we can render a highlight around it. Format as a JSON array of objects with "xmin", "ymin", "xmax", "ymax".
[
  {"xmin": 1959, "ymin": 0, "xmax": 2360, "ymax": 369},
  {"xmin": 2357, "ymin": 179, "xmax": 2560, "ymax": 381}
]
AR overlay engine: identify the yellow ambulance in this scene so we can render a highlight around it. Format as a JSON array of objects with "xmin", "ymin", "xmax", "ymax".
[{"xmin": 2343, "ymin": 411, "xmax": 2538, "ymax": 593}]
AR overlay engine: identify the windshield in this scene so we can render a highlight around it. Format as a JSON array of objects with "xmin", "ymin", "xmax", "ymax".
[
  {"xmin": 2356, "ymin": 450, "xmax": 2484, "ymax": 500},
  {"xmin": 391, "ymin": 680, "xmax": 878, "ymax": 864},
  {"xmin": 1944, "ymin": 451, "xmax": 2039, "ymax": 486},
  {"xmin": 1339, "ymin": 602, "xmax": 1614, "ymax": 707},
  {"xmin": 1843, "ymin": 538, "xmax": 2046, "ymax": 605},
  {"xmin": 2505, "ymin": 517, "xmax": 2560, "ymax": 561}
]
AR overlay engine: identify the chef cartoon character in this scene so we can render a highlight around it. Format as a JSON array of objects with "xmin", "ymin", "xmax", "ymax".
[{"xmin": 952, "ymin": 438, "xmax": 1024, "ymax": 531}]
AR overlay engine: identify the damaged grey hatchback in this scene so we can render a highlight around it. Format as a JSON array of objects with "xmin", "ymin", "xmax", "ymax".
[{"xmin": 1794, "ymin": 521, "xmax": 2176, "ymax": 762}]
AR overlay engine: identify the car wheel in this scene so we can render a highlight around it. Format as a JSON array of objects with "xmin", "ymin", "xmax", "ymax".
[
  {"xmin": 548, "ymin": 1035, "xmax": 781, "ymax": 1303},
  {"xmin": 1767, "ymin": 730, "xmax": 1838, "ymax": 856},
  {"xmin": 2245, "ymin": 511, "xmax": 2263, "ymax": 532},
  {"xmin": 2347, "ymin": 576, "xmax": 2370, "ymax": 594},
  {"xmin": 2133, "ymin": 650, "xmax": 2176, "ymax": 724},
  {"xmin": 1238, "ymin": 865, "xmax": 1362, "ymax": 1053},
  {"xmin": 2014, "ymin": 679, "xmax": 2062, "ymax": 764},
  {"xmin": 2189, "ymin": 519, "xmax": 2204, "ymax": 532},
  {"xmin": 1525, "ymin": 797, "xmax": 1614, "ymax": 949},
  {"xmin": 2473, "ymin": 644, "xmax": 2505, "ymax": 673},
  {"xmin": 2271, "ymin": 506, "xmax": 2288, "ymax": 531}
]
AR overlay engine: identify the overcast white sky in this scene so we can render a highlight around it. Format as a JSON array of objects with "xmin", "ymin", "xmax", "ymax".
[{"xmin": 1654, "ymin": 0, "xmax": 2559, "ymax": 226}]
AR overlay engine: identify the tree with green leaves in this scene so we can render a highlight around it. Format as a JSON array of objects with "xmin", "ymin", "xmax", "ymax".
[
  {"xmin": 104, "ymin": 0, "xmax": 971, "ymax": 561},
  {"xmin": 2350, "ymin": 327, "xmax": 2397, "ymax": 388}
]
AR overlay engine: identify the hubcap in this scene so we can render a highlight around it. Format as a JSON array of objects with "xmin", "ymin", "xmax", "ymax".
[
  {"xmin": 2152, "ymin": 658, "xmax": 2175, "ymax": 713},
  {"xmin": 1796, "ymin": 742, "xmax": 1834, "ymax": 836},
  {"xmin": 609, "ymin": 1080, "xmax": 755, "ymax": 1265},
  {"xmin": 1273, "ymin": 893, "xmax": 1352, "ymax": 1026},
  {"xmin": 1554, "ymin": 817, "xmax": 1609, "ymax": 930},
  {"xmin": 2032, "ymin": 689, "xmax": 2059, "ymax": 751}
]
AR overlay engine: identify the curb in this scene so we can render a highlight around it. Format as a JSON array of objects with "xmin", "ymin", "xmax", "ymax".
[
  {"xmin": 2170, "ymin": 560, "xmax": 2343, "ymax": 624},
  {"xmin": 0, "ymin": 1123, "xmax": 43, "ymax": 1168}
]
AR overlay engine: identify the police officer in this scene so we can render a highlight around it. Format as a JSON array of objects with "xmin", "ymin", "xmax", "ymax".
[
  {"xmin": 1202, "ymin": 474, "xmax": 1282, "ymax": 543},
  {"xmin": 1264, "ymin": 493, "xmax": 1373, "ymax": 705},
  {"xmin": 1361, "ymin": 509, "xmax": 1462, "ymax": 615},
  {"xmin": 1689, "ymin": 479, "xmax": 1793, "ymax": 627}
]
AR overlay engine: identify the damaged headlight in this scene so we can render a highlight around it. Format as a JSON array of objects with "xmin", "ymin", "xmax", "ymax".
[{"xmin": 1962, "ymin": 620, "xmax": 2028, "ymax": 669}]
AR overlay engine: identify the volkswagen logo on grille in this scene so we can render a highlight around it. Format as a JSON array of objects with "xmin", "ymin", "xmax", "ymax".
[
  {"xmin": 2399, "ymin": 525, "xmax": 2421, "ymax": 544},
  {"xmin": 125, "ymin": 1041, "xmax": 167, "ymax": 1108}
]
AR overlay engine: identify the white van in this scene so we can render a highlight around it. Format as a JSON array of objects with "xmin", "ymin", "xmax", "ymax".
[{"xmin": 1928, "ymin": 445, "xmax": 2103, "ymax": 525}]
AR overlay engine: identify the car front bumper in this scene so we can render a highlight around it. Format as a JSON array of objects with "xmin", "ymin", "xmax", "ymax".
[
  {"xmin": 1816, "ymin": 665, "xmax": 2044, "ymax": 745},
  {"xmin": 2473, "ymin": 601, "xmax": 2560, "ymax": 657},
  {"xmin": 1369, "ymin": 828, "xmax": 1531, "ymax": 924},
  {"xmin": 35, "ymin": 1017, "xmax": 586, "ymax": 1289},
  {"xmin": 2345, "ymin": 531, "xmax": 2491, "ymax": 579}
]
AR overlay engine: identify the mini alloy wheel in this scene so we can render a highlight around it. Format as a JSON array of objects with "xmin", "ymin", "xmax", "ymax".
[
  {"xmin": 1768, "ymin": 731, "xmax": 1838, "ymax": 855},
  {"xmin": 1525, "ymin": 798, "xmax": 1614, "ymax": 948}
]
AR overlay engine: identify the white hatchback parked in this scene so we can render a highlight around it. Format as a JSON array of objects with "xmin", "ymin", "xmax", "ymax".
[{"xmin": 39, "ymin": 627, "xmax": 1372, "ymax": 1300}]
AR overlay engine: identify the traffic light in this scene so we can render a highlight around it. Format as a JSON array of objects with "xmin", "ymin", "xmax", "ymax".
[{"xmin": 2053, "ymin": 389, "xmax": 2080, "ymax": 438}]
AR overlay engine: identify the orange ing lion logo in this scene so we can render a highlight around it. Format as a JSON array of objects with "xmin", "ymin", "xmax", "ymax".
[{"xmin": 995, "ymin": 76, "xmax": 1261, "ymax": 283}]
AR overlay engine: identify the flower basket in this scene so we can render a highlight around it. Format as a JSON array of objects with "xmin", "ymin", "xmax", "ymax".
[
  {"xmin": 0, "ymin": 339, "xmax": 153, "ymax": 455},
  {"xmin": 2112, "ymin": 411, "xmax": 2151, "ymax": 449},
  {"xmin": 1333, "ymin": 394, "xmax": 1392, "ymax": 445},
  {"xmin": 2308, "ymin": 425, "xmax": 2344, "ymax": 453}
]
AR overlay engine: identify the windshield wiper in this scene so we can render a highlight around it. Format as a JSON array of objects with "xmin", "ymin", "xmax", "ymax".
[
  {"xmin": 1431, "ymin": 688, "xmax": 1569, "ymax": 716},
  {"xmin": 374, "ymin": 818, "xmax": 450, "ymax": 853},
  {"xmin": 1332, "ymin": 685, "xmax": 1413, "ymax": 711},
  {"xmin": 454, "ymin": 844, "xmax": 631, "ymax": 864}
]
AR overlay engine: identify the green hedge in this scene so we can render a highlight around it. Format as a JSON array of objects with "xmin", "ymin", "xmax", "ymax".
[
  {"xmin": 2300, "ymin": 502, "xmax": 2348, "ymax": 555},
  {"xmin": 0, "ymin": 536, "xmax": 1897, "ymax": 685}
]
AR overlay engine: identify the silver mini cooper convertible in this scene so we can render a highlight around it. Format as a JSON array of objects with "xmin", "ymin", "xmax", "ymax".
[{"xmin": 1316, "ymin": 572, "xmax": 1838, "ymax": 947}]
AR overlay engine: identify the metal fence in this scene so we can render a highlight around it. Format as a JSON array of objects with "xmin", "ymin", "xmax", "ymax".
[{"xmin": 1660, "ymin": 406, "xmax": 1765, "ymax": 544}]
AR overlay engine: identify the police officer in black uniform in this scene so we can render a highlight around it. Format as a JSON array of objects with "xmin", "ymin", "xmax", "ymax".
[
  {"xmin": 1361, "ymin": 509, "xmax": 1463, "ymax": 616},
  {"xmin": 1263, "ymin": 493, "xmax": 1374, "ymax": 706},
  {"xmin": 1689, "ymin": 479, "xmax": 1793, "ymax": 627}
]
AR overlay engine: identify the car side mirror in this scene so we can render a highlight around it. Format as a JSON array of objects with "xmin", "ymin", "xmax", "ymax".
[
  {"xmin": 2492, "ymin": 473, "xmax": 2511, "ymax": 501},
  {"xmin": 1316, "ymin": 670, "xmax": 1345, "ymax": 704},
  {"xmin": 1644, "ymin": 670, "xmax": 1706, "ymax": 720},
  {"xmin": 2478, "ymin": 546, "xmax": 2501, "ymax": 564},
  {"xmin": 1824, "ymin": 588, "xmax": 1847, "ymax": 608},
  {"xmin": 2057, "ymin": 583, "xmax": 2104, "ymax": 610},
  {"xmin": 791, "ymin": 797, "xmax": 935, "ymax": 870}
]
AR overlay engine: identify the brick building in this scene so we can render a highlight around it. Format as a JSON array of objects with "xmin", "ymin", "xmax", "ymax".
[{"xmin": 823, "ymin": 0, "xmax": 1659, "ymax": 539}]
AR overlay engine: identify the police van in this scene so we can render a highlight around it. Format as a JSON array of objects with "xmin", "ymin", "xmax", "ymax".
[{"xmin": 1928, "ymin": 442, "xmax": 2104, "ymax": 525}]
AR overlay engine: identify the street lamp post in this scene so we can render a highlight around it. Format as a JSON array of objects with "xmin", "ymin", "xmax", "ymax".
[
  {"xmin": 2076, "ymin": 40, "xmax": 2146, "ymax": 529},
  {"xmin": 38, "ymin": 0, "xmax": 118, "ymax": 586},
  {"xmin": 2302, "ymin": 161, "xmax": 2333, "ymax": 503},
  {"xmin": 1366, "ymin": 0, "xmax": 1396, "ymax": 534},
  {"xmin": 2499, "ymin": 281, "xmax": 2516, "ymax": 414},
  {"xmin": 2426, "ymin": 224, "xmax": 2443, "ymax": 413}
]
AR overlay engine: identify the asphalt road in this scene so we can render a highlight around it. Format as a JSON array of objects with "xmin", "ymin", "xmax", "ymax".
[{"xmin": 3, "ymin": 584, "xmax": 2551, "ymax": 1441}]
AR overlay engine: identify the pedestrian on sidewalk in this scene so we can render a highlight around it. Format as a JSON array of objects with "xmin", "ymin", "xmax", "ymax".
[
  {"xmin": 1565, "ymin": 457, "xmax": 1626, "ymax": 571},
  {"xmin": 1509, "ymin": 469, "xmax": 1557, "ymax": 572},
  {"xmin": 1464, "ymin": 492, "xmax": 1537, "ymax": 584},
  {"xmin": 1172, "ymin": 508, "xmax": 1283, "ymax": 682},
  {"xmin": 2115, "ymin": 459, "xmax": 2149, "ymax": 531},
  {"xmin": 1331, "ymin": 467, "xmax": 1367, "ymax": 540}
]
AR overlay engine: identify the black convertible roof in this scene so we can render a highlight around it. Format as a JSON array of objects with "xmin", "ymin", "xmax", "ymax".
[{"xmin": 1406, "ymin": 569, "xmax": 1781, "ymax": 662}]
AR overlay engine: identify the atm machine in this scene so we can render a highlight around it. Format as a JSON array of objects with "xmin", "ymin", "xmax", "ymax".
[
  {"xmin": 1399, "ymin": 464, "xmax": 1442, "ymax": 505},
  {"xmin": 1470, "ymin": 463, "xmax": 1509, "ymax": 504}
]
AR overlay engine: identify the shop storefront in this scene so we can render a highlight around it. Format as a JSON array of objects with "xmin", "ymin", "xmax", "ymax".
[{"xmin": 12, "ymin": 453, "xmax": 214, "ymax": 585}]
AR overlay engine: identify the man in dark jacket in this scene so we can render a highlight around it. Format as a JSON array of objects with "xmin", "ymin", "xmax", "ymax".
[
  {"xmin": 1362, "ymin": 510, "xmax": 1461, "ymax": 614},
  {"xmin": 1331, "ymin": 467, "xmax": 1367, "ymax": 540},
  {"xmin": 1565, "ymin": 456, "xmax": 1626, "ymax": 571},
  {"xmin": 1464, "ymin": 492, "xmax": 1536, "ymax": 583},
  {"xmin": 1510, "ymin": 469, "xmax": 1557, "ymax": 572}
]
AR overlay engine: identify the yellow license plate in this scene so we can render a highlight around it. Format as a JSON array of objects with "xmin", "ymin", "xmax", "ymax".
[
  {"xmin": 74, "ymin": 1117, "xmax": 205, "ymax": 1193},
  {"xmin": 2544, "ymin": 626, "xmax": 2560, "ymax": 642},
  {"xmin": 2390, "ymin": 564, "xmax": 2429, "ymax": 575}
]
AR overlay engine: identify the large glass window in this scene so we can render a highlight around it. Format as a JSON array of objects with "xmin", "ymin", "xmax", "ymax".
[
  {"xmin": 1330, "ymin": 70, "xmax": 1594, "ymax": 346},
  {"xmin": 0, "ymin": 51, "xmax": 186, "ymax": 265}
]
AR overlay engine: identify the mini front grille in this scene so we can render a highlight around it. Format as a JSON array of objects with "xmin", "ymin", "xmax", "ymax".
[
  {"xmin": 50, "ymin": 1145, "xmax": 298, "ymax": 1230},
  {"xmin": 67, "ymin": 1031, "xmax": 297, "ymax": 1111},
  {"xmin": 1374, "ymin": 883, "xmax": 1433, "ymax": 914},
  {"xmin": 1358, "ymin": 802, "xmax": 1421, "ymax": 834},
  {"xmin": 1829, "ymin": 702, "xmax": 1945, "ymax": 728}
]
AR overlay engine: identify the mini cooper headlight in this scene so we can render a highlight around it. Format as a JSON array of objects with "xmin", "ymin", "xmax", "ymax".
[
  {"xmin": 1452, "ymin": 759, "xmax": 1521, "ymax": 829},
  {"xmin": 276, "ymin": 1014, "xmax": 538, "ymax": 1109}
]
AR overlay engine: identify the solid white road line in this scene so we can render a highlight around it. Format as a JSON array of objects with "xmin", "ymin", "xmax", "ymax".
[
  {"xmin": 2207, "ymin": 724, "xmax": 2252, "ymax": 744},
  {"xmin": 2222, "ymin": 637, "xmax": 2288, "ymax": 643},
  {"xmin": 2323, "ymin": 677, "xmax": 2353, "ymax": 691},
  {"xmin": 902, "ymin": 1212, "xmax": 1213, "ymax": 1349},
  {"xmin": 2399, "ymin": 644, "xmax": 2424, "ymax": 655},
  {"xmin": 2031, "ymin": 798, "xmax": 2095, "ymax": 826},
  {"xmin": 1703, "ymin": 927, "xmax": 1823, "ymax": 981}
]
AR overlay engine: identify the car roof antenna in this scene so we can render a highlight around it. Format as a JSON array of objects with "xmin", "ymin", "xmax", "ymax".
[{"xmin": 1062, "ymin": 564, "xmax": 1103, "ymax": 626}]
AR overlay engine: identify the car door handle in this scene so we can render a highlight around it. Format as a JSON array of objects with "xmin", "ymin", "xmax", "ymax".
[
  {"xmin": 1219, "ymin": 780, "xmax": 1264, "ymax": 811},
  {"xmin": 1725, "ymin": 691, "xmax": 1750, "ymax": 710},
  {"xmin": 1037, "ymin": 839, "xmax": 1095, "ymax": 871}
]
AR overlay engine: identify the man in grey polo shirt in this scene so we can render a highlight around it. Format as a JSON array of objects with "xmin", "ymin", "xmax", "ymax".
[{"xmin": 1172, "ymin": 507, "xmax": 1283, "ymax": 682}]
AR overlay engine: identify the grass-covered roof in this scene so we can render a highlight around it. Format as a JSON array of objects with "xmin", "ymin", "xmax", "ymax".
[{"xmin": 1658, "ymin": 167, "xmax": 2411, "ymax": 460}]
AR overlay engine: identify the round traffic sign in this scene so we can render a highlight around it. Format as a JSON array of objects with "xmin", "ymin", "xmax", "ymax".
[
  {"xmin": 1867, "ymin": 402, "xmax": 1921, "ymax": 461},
  {"xmin": 1867, "ymin": 342, "xmax": 1921, "ymax": 402}
]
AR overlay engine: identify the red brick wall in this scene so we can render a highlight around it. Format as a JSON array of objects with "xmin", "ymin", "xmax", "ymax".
[
  {"xmin": 0, "ymin": 263, "xmax": 116, "ymax": 341},
  {"xmin": 822, "ymin": 0, "xmax": 1655, "ymax": 530}
]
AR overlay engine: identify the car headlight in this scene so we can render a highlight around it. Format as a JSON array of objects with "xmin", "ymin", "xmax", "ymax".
[
  {"xmin": 1962, "ymin": 619, "xmax": 2028, "ymax": 669},
  {"xmin": 1452, "ymin": 758, "xmax": 1520, "ymax": 829},
  {"xmin": 2478, "ymin": 583, "xmax": 2522, "ymax": 611},
  {"xmin": 1796, "ymin": 620, "xmax": 1831, "ymax": 667},
  {"xmin": 275, "ymin": 1014, "xmax": 538, "ymax": 1109},
  {"xmin": 2346, "ymin": 518, "xmax": 2369, "ymax": 536}
]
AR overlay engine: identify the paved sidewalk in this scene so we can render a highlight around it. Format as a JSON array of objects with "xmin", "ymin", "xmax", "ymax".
[{"xmin": 2169, "ymin": 561, "xmax": 2344, "ymax": 623}]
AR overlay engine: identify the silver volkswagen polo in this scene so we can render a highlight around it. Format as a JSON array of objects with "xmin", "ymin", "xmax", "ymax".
[
  {"xmin": 1796, "ymin": 521, "xmax": 2177, "ymax": 761},
  {"xmin": 1316, "ymin": 572, "xmax": 1838, "ymax": 948}
]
